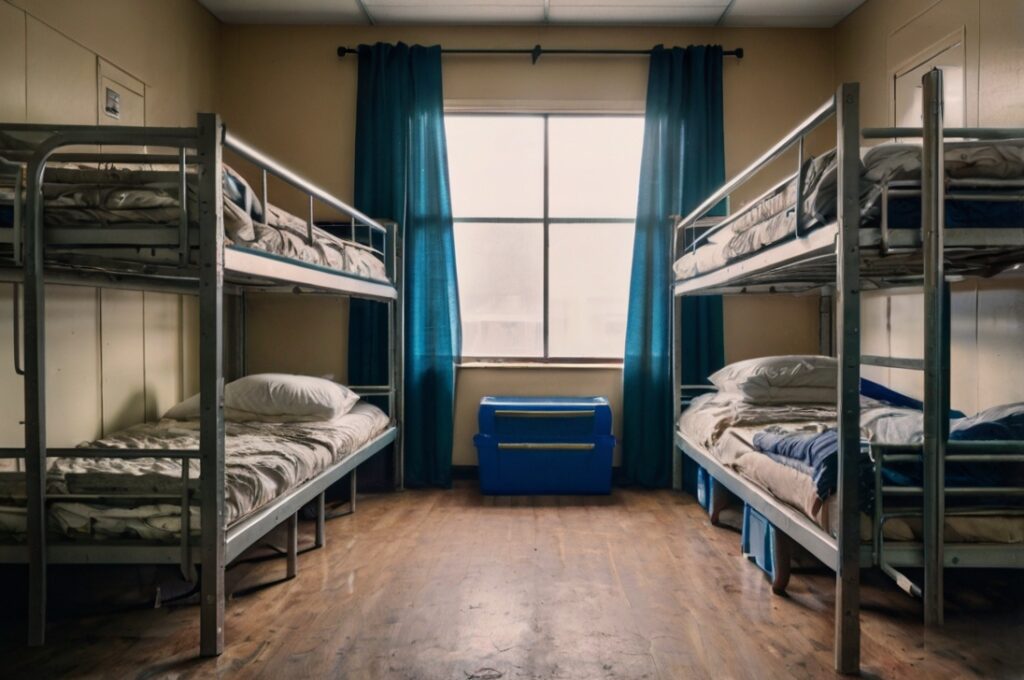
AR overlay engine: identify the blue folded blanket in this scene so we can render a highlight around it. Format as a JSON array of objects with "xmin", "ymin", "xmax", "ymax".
[{"xmin": 753, "ymin": 406, "xmax": 1024, "ymax": 511}]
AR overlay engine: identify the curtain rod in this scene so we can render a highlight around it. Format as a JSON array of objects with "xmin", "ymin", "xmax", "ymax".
[{"xmin": 337, "ymin": 45, "xmax": 743, "ymax": 63}]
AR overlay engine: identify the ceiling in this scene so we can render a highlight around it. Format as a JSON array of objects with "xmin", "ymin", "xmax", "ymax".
[{"xmin": 198, "ymin": 0, "xmax": 866, "ymax": 28}]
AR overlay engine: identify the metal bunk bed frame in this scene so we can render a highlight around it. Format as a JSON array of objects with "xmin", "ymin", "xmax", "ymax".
[
  {"xmin": 0, "ymin": 113, "xmax": 405, "ymax": 657},
  {"xmin": 670, "ymin": 73, "xmax": 1024, "ymax": 674}
]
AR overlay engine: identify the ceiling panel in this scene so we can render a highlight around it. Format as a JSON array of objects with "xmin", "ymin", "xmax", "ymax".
[
  {"xmin": 720, "ymin": 0, "xmax": 864, "ymax": 27},
  {"xmin": 550, "ymin": 0, "xmax": 728, "ymax": 6},
  {"xmin": 548, "ymin": 4, "xmax": 725, "ymax": 25},
  {"xmin": 198, "ymin": 0, "xmax": 366, "ymax": 24},
  {"xmin": 199, "ymin": 0, "xmax": 863, "ymax": 26},
  {"xmin": 365, "ymin": 3, "xmax": 547, "ymax": 24}
]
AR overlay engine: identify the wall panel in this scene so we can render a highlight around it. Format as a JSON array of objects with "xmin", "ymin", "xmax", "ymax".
[
  {"xmin": 835, "ymin": 0, "xmax": 1024, "ymax": 414},
  {"xmin": 0, "ymin": 2, "xmax": 26, "ymax": 123},
  {"xmin": 0, "ymin": 0, "xmax": 217, "ymax": 447},
  {"xmin": 26, "ymin": 16, "xmax": 97, "ymax": 125}
]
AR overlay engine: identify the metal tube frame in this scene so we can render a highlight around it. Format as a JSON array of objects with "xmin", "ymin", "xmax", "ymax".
[
  {"xmin": 920, "ymin": 69, "xmax": 949, "ymax": 628},
  {"xmin": 671, "ymin": 72, "xmax": 1024, "ymax": 674},
  {"xmin": 2, "ymin": 116, "xmax": 404, "ymax": 657}
]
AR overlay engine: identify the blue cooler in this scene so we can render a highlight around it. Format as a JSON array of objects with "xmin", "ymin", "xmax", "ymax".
[{"xmin": 473, "ymin": 396, "xmax": 614, "ymax": 495}]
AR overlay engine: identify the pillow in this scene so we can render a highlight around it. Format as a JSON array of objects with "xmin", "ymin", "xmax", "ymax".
[
  {"xmin": 709, "ymin": 355, "xmax": 836, "ymax": 404},
  {"xmin": 163, "ymin": 373, "xmax": 359, "ymax": 422}
]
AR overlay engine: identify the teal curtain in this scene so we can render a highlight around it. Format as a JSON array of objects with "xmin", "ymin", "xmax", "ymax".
[
  {"xmin": 622, "ymin": 45, "xmax": 726, "ymax": 489},
  {"xmin": 350, "ymin": 42, "xmax": 461, "ymax": 488}
]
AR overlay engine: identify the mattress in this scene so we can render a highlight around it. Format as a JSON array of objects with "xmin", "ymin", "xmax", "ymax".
[
  {"xmin": 0, "ymin": 163, "xmax": 389, "ymax": 282},
  {"xmin": 0, "ymin": 402, "xmax": 390, "ymax": 541},
  {"xmin": 677, "ymin": 392, "xmax": 1024, "ymax": 544},
  {"xmin": 674, "ymin": 139, "xmax": 1024, "ymax": 280}
]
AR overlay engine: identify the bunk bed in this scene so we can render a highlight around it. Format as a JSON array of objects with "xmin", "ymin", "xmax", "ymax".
[
  {"xmin": 670, "ymin": 74, "xmax": 1024, "ymax": 674},
  {"xmin": 0, "ymin": 114, "xmax": 404, "ymax": 657}
]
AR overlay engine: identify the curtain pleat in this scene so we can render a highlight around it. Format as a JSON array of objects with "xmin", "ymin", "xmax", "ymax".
[
  {"xmin": 350, "ymin": 43, "xmax": 460, "ymax": 488},
  {"xmin": 622, "ymin": 45, "xmax": 726, "ymax": 489}
]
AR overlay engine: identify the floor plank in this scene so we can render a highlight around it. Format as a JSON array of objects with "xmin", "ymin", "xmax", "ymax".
[{"xmin": 1, "ymin": 482, "xmax": 1021, "ymax": 679}]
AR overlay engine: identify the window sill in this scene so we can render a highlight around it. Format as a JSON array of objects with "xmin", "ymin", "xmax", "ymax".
[{"xmin": 457, "ymin": 361, "xmax": 623, "ymax": 370}]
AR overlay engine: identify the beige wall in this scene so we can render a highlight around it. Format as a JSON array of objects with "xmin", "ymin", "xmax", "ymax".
[
  {"xmin": 218, "ymin": 24, "xmax": 833, "ymax": 465},
  {"xmin": 835, "ymin": 0, "xmax": 1024, "ymax": 413},
  {"xmin": 0, "ymin": 0, "xmax": 219, "ymax": 446}
]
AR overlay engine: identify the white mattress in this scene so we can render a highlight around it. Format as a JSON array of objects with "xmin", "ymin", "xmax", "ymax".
[
  {"xmin": 678, "ymin": 392, "xmax": 1024, "ymax": 544},
  {"xmin": 0, "ymin": 402, "xmax": 390, "ymax": 541}
]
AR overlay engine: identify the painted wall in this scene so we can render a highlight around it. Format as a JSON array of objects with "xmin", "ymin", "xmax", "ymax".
[
  {"xmin": 0, "ymin": 0, "xmax": 219, "ymax": 446},
  {"xmin": 834, "ymin": 0, "xmax": 1024, "ymax": 414},
  {"xmin": 218, "ymin": 24, "xmax": 832, "ymax": 465}
]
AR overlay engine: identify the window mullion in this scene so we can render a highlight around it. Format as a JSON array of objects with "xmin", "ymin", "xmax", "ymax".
[{"xmin": 542, "ymin": 114, "xmax": 550, "ymax": 360}]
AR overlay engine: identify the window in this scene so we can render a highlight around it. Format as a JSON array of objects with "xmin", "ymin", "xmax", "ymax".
[{"xmin": 446, "ymin": 114, "xmax": 643, "ymax": 360}]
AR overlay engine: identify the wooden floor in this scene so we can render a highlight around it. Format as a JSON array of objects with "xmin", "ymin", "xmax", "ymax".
[{"xmin": 2, "ymin": 482, "xmax": 1022, "ymax": 679}]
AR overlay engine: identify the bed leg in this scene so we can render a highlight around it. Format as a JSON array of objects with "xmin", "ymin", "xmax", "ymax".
[
  {"xmin": 286, "ymin": 513, "xmax": 298, "ymax": 580},
  {"xmin": 314, "ymin": 492, "xmax": 326, "ymax": 549},
  {"xmin": 771, "ymin": 530, "xmax": 793, "ymax": 595},
  {"xmin": 349, "ymin": 469, "xmax": 357, "ymax": 514},
  {"xmin": 324, "ymin": 471, "xmax": 357, "ymax": 520}
]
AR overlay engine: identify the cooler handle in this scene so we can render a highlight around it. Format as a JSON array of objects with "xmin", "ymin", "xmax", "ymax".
[
  {"xmin": 493, "ymin": 409, "xmax": 595, "ymax": 419},
  {"xmin": 497, "ymin": 442, "xmax": 595, "ymax": 451}
]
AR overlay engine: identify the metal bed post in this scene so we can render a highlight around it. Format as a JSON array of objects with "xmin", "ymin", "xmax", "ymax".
[
  {"xmin": 921, "ymin": 68, "xmax": 948, "ymax": 627},
  {"xmin": 23, "ymin": 130, "xmax": 49, "ymax": 648},
  {"xmin": 197, "ymin": 112, "xmax": 226, "ymax": 657},
  {"xmin": 819, "ymin": 288, "xmax": 834, "ymax": 356},
  {"xmin": 392, "ymin": 220, "xmax": 405, "ymax": 490},
  {"xmin": 834, "ymin": 81, "xmax": 861, "ymax": 675},
  {"xmin": 671, "ymin": 219, "xmax": 683, "ymax": 491}
]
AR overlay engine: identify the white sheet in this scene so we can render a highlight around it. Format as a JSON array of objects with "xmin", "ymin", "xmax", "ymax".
[{"xmin": 0, "ymin": 402, "xmax": 390, "ymax": 541}]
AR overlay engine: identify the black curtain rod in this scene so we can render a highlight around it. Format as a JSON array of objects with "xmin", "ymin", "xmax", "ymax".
[{"xmin": 337, "ymin": 45, "xmax": 743, "ymax": 63}]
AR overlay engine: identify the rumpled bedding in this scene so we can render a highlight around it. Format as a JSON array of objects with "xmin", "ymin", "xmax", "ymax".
[
  {"xmin": 678, "ymin": 392, "xmax": 1024, "ymax": 543},
  {"xmin": 0, "ymin": 163, "xmax": 388, "ymax": 281},
  {"xmin": 753, "ymin": 413, "xmax": 1024, "ymax": 509},
  {"xmin": 674, "ymin": 139, "xmax": 1024, "ymax": 280},
  {"xmin": 0, "ymin": 402, "xmax": 390, "ymax": 541}
]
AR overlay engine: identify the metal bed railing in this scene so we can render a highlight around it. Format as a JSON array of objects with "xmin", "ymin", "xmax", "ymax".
[
  {"xmin": 670, "ymin": 72, "xmax": 1024, "ymax": 675},
  {"xmin": 0, "ymin": 113, "xmax": 404, "ymax": 658}
]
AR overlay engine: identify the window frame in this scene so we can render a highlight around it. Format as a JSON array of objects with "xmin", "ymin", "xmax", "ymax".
[{"xmin": 447, "ymin": 111, "xmax": 642, "ymax": 364}]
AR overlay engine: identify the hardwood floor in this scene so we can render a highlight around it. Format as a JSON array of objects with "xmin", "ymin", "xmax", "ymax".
[{"xmin": 1, "ymin": 482, "xmax": 1021, "ymax": 679}]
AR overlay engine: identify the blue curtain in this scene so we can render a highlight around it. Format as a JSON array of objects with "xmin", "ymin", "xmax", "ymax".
[
  {"xmin": 622, "ymin": 45, "xmax": 726, "ymax": 489},
  {"xmin": 350, "ymin": 42, "xmax": 461, "ymax": 488}
]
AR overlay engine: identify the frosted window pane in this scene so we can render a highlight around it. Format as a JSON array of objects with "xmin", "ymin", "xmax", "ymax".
[
  {"xmin": 455, "ymin": 222, "xmax": 544, "ymax": 357},
  {"xmin": 445, "ymin": 116, "xmax": 544, "ymax": 218},
  {"xmin": 549, "ymin": 117, "xmax": 644, "ymax": 218},
  {"xmin": 548, "ymin": 223, "xmax": 635, "ymax": 358}
]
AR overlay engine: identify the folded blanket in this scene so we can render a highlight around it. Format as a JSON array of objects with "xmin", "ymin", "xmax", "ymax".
[{"xmin": 753, "ymin": 420, "xmax": 1024, "ymax": 513}]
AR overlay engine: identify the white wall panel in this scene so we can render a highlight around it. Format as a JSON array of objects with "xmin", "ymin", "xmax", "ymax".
[
  {"xmin": 26, "ymin": 16, "xmax": 96, "ymax": 124},
  {"xmin": 975, "ymin": 280, "xmax": 1024, "ymax": 411},
  {"xmin": 100, "ymin": 290, "xmax": 146, "ymax": 436},
  {"xmin": 45, "ymin": 286, "xmax": 103, "ymax": 445},
  {"xmin": 144, "ymin": 293, "xmax": 184, "ymax": 422}
]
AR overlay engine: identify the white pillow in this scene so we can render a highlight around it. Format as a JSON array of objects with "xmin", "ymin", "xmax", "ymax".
[
  {"xmin": 163, "ymin": 373, "xmax": 360, "ymax": 422},
  {"xmin": 709, "ymin": 355, "xmax": 837, "ymax": 404}
]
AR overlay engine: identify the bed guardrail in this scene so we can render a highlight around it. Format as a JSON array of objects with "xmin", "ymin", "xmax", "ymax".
[
  {"xmin": 870, "ymin": 441, "xmax": 1024, "ymax": 597},
  {"xmin": 0, "ymin": 123, "xmax": 397, "ymax": 286},
  {"xmin": 672, "ymin": 96, "xmax": 837, "ymax": 262}
]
